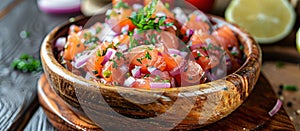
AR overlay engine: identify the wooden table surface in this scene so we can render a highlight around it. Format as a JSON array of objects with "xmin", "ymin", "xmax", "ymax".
[{"xmin": 0, "ymin": 0, "xmax": 299, "ymax": 130}]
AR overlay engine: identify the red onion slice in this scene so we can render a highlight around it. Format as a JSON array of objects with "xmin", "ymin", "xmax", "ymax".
[
  {"xmin": 55, "ymin": 37, "xmax": 66, "ymax": 51},
  {"xmin": 102, "ymin": 48, "xmax": 117, "ymax": 65},
  {"xmin": 37, "ymin": 0, "xmax": 81, "ymax": 14},
  {"xmin": 168, "ymin": 49, "xmax": 181, "ymax": 55},
  {"xmin": 131, "ymin": 66, "xmax": 141, "ymax": 78},
  {"xmin": 150, "ymin": 82, "xmax": 171, "ymax": 88},
  {"xmin": 268, "ymin": 99, "xmax": 282, "ymax": 117}
]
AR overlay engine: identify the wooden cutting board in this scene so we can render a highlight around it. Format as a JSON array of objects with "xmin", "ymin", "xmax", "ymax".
[{"xmin": 37, "ymin": 74, "xmax": 295, "ymax": 130}]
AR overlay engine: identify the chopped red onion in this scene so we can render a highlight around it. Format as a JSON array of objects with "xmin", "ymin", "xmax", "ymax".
[
  {"xmin": 150, "ymin": 82, "xmax": 171, "ymax": 88},
  {"xmin": 168, "ymin": 48, "xmax": 181, "ymax": 55},
  {"xmin": 55, "ymin": 37, "xmax": 66, "ymax": 51},
  {"xmin": 124, "ymin": 77, "xmax": 135, "ymax": 87},
  {"xmin": 180, "ymin": 51, "xmax": 188, "ymax": 58},
  {"xmin": 102, "ymin": 48, "xmax": 116, "ymax": 65},
  {"xmin": 131, "ymin": 66, "xmax": 141, "ymax": 78},
  {"xmin": 72, "ymin": 50, "xmax": 96, "ymax": 69},
  {"xmin": 268, "ymin": 99, "xmax": 282, "ymax": 117},
  {"xmin": 186, "ymin": 29, "xmax": 194, "ymax": 37}
]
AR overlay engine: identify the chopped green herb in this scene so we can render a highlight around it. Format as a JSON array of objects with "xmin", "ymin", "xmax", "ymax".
[
  {"xmin": 110, "ymin": 59, "xmax": 118, "ymax": 68},
  {"xmin": 239, "ymin": 45, "xmax": 244, "ymax": 50},
  {"xmin": 116, "ymin": 52, "xmax": 125, "ymax": 60},
  {"xmin": 96, "ymin": 27, "xmax": 102, "ymax": 34},
  {"xmin": 282, "ymin": 85, "xmax": 298, "ymax": 91},
  {"xmin": 144, "ymin": 74, "xmax": 151, "ymax": 78},
  {"xmin": 145, "ymin": 52, "xmax": 152, "ymax": 60},
  {"xmin": 11, "ymin": 54, "xmax": 42, "ymax": 73},
  {"xmin": 136, "ymin": 58, "xmax": 143, "ymax": 64},
  {"xmin": 231, "ymin": 51, "xmax": 238, "ymax": 56},
  {"xmin": 164, "ymin": 3, "xmax": 170, "ymax": 9},
  {"xmin": 164, "ymin": 79, "xmax": 170, "ymax": 83},
  {"xmin": 276, "ymin": 61, "xmax": 285, "ymax": 68},
  {"xmin": 92, "ymin": 70, "xmax": 98, "ymax": 74},
  {"xmin": 155, "ymin": 75, "xmax": 161, "ymax": 81}
]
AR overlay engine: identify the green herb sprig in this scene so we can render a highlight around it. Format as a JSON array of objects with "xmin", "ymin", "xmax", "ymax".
[
  {"xmin": 11, "ymin": 54, "xmax": 42, "ymax": 73},
  {"xmin": 129, "ymin": 0, "xmax": 173, "ymax": 31}
]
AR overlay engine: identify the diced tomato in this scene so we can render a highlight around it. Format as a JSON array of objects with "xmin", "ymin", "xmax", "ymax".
[{"xmin": 63, "ymin": 32, "xmax": 85, "ymax": 61}]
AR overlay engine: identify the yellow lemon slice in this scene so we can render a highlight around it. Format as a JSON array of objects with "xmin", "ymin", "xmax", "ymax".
[{"xmin": 225, "ymin": 0, "xmax": 296, "ymax": 44}]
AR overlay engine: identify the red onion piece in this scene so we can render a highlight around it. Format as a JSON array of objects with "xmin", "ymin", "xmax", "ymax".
[
  {"xmin": 268, "ymin": 99, "xmax": 282, "ymax": 117},
  {"xmin": 150, "ymin": 82, "xmax": 171, "ymax": 88},
  {"xmin": 131, "ymin": 66, "xmax": 141, "ymax": 78},
  {"xmin": 186, "ymin": 29, "xmax": 194, "ymax": 37},
  {"xmin": 37, "ymin": 0, "xmax": 81, "ymax": 14},
  {"xmin": 102, "ymin": 48, "xmax": 117, "ymax": 65},
  {"xmin": 168, "ymin": 49, "xmax": 181, "ymax": 55},
  {"xmin": 124, "ymin": 77, "xmax": 135, "ymax": 87},
  {"xmin": 121, "ymin": 25, "xmax": 129, "ymax": 34},
  {"xmin": 55, "ymin": 37, "xmax": 66, "ymax": 51}
]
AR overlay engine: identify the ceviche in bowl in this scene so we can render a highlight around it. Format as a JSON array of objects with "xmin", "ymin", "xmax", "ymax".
[{"xmin": 40, "ymin": 0, "xmax": 261, "ymax": 130}]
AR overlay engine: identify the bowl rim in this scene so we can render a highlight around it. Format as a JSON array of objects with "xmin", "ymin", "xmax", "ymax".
[{"xmin": 41, "ymin": 14, "xmax": 261, "ymax": 93}]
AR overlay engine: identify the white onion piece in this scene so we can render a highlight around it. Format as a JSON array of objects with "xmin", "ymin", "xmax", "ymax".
[
  {"xmin": 147, "ymin": 66, "xmax": 157, "ymax": 73},
  {"xmin": 117, "ymin": 44, "xmax": 128, "ymax": 52},
  {"xmin": 121, "ymin": 25, "xmax": 129, "ymax": 34},
  {"xmin": 102, "ymin": 48, "xmax": 117, "ymax": 65},
  {"xmin": 37, "ymin": 0, "xmax": 81, "ymax": 14},
  {"xmin": 156, "ymin": 12, "xmax": 166, "ymax": 17},
  {"xmin": 131, "ymin": 66, "xmax": 141, "ymax": 78},
  {"xmin": 124, "ymin": 77, "xmax": 135, "ymax": 87},
  {"xmin": 269, "ymin": 99, "xmax": 282, "ymax": 117},
  {"xmin": 55, "ymin": 37, "xmax": 66, "ymax": 51},
  {"xmin": 150, "ymin": 82, "xmax": 171, "ymax": 88}
]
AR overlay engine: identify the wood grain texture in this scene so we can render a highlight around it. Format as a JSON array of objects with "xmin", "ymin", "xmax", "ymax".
[
  {"xmin": 0, "ymin": 0, "xmax": 80, "ymax": 130},
  {"xmin": 37, "ymin": 74, "xmax": 295, "ymax": 130},
  {"xmin": 24, "ymin": 107, "xmax": 55, "ymax": 131}
]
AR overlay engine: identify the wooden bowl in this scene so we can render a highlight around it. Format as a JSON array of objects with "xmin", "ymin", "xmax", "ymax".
[{"xmin": 40, "ymin": 14, "xmax": 261, "ymax": 130}]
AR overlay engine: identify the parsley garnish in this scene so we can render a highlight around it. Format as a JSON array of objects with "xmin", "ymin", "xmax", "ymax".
[
  {"xmin": 116, "ymin": 52, "xmax": 125, "ymax": 60},
  {"xmin": 110, "ymin": 59, "xmax": 118, "ymax": 68},
  {"xmin": 129, "ymin": 0, "xmax": 173, "ymax": 31},
  {"xmin": 145, "ymin": 52, "xmax": 152, "ymax": 60}
]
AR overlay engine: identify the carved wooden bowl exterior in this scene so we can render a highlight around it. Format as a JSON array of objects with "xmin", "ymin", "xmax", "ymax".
[{"xmin": 40, "ymin": 14, "xmax": 261, "ymax": 130}]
